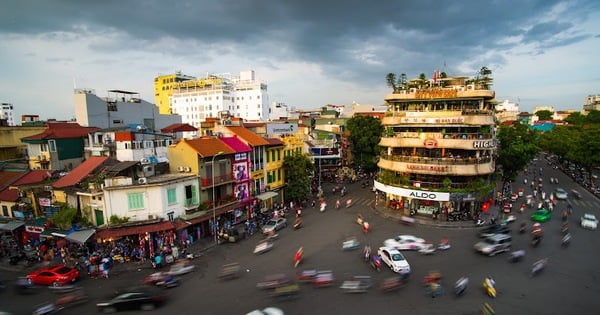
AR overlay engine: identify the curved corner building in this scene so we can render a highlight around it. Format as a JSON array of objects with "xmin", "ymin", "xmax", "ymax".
[{"xmin": 374, "ymin": 76, "xmax": 497, "ymax": 220}]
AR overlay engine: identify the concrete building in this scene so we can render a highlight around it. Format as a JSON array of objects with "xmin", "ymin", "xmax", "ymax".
[
  {"xmin": 376, "ymin": 74, "xmax": 497, "ymax": 218},
  {"xmin": 154, "ymin": 71, "xmax": 196, "ymax": 115},
  {"xmin": 1, "ymin": 103, "xmax": 15, "ymax": 126},
  {"xmin": 584, "ymin": 94, "xmax": 600, "ymax": 112},
  {"xmin": 74, "ymin": 89, "xmax": 181, "ymax": 131},
  {"xmin": 495, "ymin": 100, "xmax": 520, "ymax": 123},
  {"xmin": 269, "ymin": 102, "xmax": 298, "ymax": 120}
]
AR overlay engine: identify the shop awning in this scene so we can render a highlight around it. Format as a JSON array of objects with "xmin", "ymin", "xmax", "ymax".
[
  {"xmin": 96, "ymin": 221, "xmax": 175, "ymax": 240},
  {"xmin": 0, "ymin": 221, "xmax": 25, "ymax": 231},
  {"xmin": 65, "ymin": 229, "xmax": 96, "ymax": 244},
  {"xmin": 256, "ymin": 191, "xmax": 278, "ymax": 201}
]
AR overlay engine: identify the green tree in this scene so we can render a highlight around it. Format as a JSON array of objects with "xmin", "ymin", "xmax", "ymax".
[
  {"xmin": 538, "ymin": 125, "xmax": 578, "ymax": 162},
  {"xmin": 50, "ymin": 206, "xmax": 78, "ymax": 230},
  {"xmin": 563, "ymin": 112, "xmax": 586, "ymax": 125},
  {"xmin": 346, "ymin": 116, "xmax": 383, "ymax": 171},
  {"xmin": 496, "ymin": 123, "xmax": 540, "ymax": 196},
  {"xmin": 386, "ymin": 73, "xmax": 397, "ymax": 92},
  {"xmin": 283, "ymin": 152, "xmax": 313, "ymax": 202},
  {"xmin": 535, "ymin": 110, "xmax": 554, "ymax": 121}
]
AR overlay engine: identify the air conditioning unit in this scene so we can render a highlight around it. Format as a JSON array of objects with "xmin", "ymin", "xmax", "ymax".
[
  {"xmin": 177, "ymin": 166, "xmax": 185, "ymax": 172},
  {"xmin": 184, "ymin": 167, "xmax": 191, "ymax": 172},
  {"xmin": 148, "ymin": 215, "xmax": 155, "ymax": 220},
  {"xmin": 409, "ymin": 88, "xmax": 417, "ymax": 94},
  {"xmin": 138, "ymin": 177, "xmax": 148, "ymax": 184},
  {"xmin": 143, "ymin": 165, "xmax": 154, "ymax": 173},
  {"xmin": 457, "ymin": 86, "xmax": 465, "ymax": 91}
]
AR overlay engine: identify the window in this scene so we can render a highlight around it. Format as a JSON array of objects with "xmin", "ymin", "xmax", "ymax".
[
  {"xmin": 40, "ymin": 143, "xmax": 48, "ymax": 152},
  {"xmin": 277, "ymin": 169, "xmax": 281, "ymax": 181},
  {"xmin": 48, "ymin": 140, "xmax": 57, "ymax": 152},
  {"xmin": 185, "ymin": 185, "xmax": 198, "ymax": 206},
  {"xmin": 167, "ymin": 188, "xmax": 177, "ymax": 205},
  {"xmin": 277, "ymin": 150, "xmax": 280, "ymax": 160},
  {"xmin": 127, "ymin": 193, "xmax": 144, "ymax": 210}
]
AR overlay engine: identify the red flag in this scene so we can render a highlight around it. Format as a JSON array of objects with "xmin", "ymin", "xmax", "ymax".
[{"xmin": 433, "ymin": 70, "xmax": 438, "ymax": 84}]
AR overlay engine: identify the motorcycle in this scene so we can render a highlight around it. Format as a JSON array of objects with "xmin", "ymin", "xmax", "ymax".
[
  {"xmin": 370, "ymin": 254, "xmax": 382, "ymax": 272},
  {"xmin": 562, "ymin": 233, "xmax": 571, "ymax": 247},
  {"xmin": 531, "ymin": 258, "xmax": 547, "ymax": 277},
  {"xmin": 454, "ymin": 277, "xmax": 469, "ymax": 296},
  {"xmin": 531, "ymin": 235, "xmax": 541, "ymax": 247},
  {"xmin": 342, "ymin": 237, "xmax": 360, "ymax": 251},
  {"xmin": 508, "ymin": 250, "xmax": 526, "ymax": 263},
  {"xmin": 294, "ymin": 248, "xmax": 303, "ymax": 268},
  {"xmin": 293, "ymin": 217, "xmax": 303, "ymax": 230},
  {"xmin": 363, "ymin": 246, "xmax": 371, "ymax": 262},
  {"xmin": 483, "ymin": 276, "xmax": 496, "ymax": 298}
]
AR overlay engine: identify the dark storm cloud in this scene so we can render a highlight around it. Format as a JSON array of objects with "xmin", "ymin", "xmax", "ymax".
[{"xmin": 0, "ymin": 0, "xmax": 596, "ymax": 83}]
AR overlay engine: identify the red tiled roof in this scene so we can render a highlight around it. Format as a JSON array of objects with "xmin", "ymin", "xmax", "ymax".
[
  {"xmin": 266, "ymin": 138, "xmax": 284, "ymax": 146},
  {"xmin": 0, "ymin": 171, "xmax": 24, "ymax": 190},
  {"xmin": 219, "ymin": 136, "xmax": 252, "ymax": 153},
  {"xmin": 160, "ymin": 123, "xmax": 197, "ymax": 133},
  {"xmin": 22, "ymin": 122, "xmax": 100, "ymax": 141},
  {"xmin": 53, "ymin": 156, "xmax": 111, "ymax": 189},
  {"xmin": 243, "ymin": 122, "xmax": 265, "ymax": 128},
  {"xmin": 182, "ymin": 137, "xmax": 236, "ymax": 158},
  {"xmin": 0, "ymin": 170, "xmax": 53, "ymax": 202},
  {"xmin": 225, "ymin": 126, "xmax": 269, "ymax": 146},
  {"xmin": 95, "ymin": 221, "xmax": 175, "ymax": 240}
]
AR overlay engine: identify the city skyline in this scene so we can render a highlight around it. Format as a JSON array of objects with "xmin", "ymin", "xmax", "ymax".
[{"xmin": 1, "ymin": 0, "xmax": 599, "ymax": 121}]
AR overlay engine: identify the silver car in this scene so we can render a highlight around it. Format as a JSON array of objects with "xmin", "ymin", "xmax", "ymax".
[
  {"xmin": 555, "ymin": 188, "xmax": 568, "ymax": 200},
  {"xmin": 262, "ymin": 218, "xmax": 287, "ymax": 234}
]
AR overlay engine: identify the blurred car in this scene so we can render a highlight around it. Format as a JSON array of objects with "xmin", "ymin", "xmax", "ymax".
[
  {"xmin": 96, "ymin": 287, "xmax": 166, "ymax": 313},
  {"xmin": 26, "ymin": 264, "xmax": 79, "ymax": 287},
  {"xmin": 246, "ymin": 307, "xmax": 284, "ymax": 315},
  {"xmin": 580, "ymin": 213, "xmax": 598, "ymax": 230},
  {"xmin": 478, "ymin": 225, "xmax": 510, "ymax": 238},
  {"xmin": 377, "ymin": 247, "xmax": 411, "ymax": 275},
  {"xmin": 531, "ymin": 209, "xmax": 552, "ymax": 223},
  {"xmin": 554, "ymin": 188, "xmax": 568, "ymax": 200},
  {"xmin": 383, "ymin": 235, "xmax": 427, "ymax": 250},
  {"xmin": 261, "ymin": 218, "xmax": 287, "ymax": 234}
]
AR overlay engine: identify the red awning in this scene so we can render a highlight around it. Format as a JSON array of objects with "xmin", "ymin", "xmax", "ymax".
[{"xmin": 95, "ymin": 221, "xmax": 175, "ymax": 240}]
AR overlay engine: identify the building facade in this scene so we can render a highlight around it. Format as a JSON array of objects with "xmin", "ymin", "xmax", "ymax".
[
  {"xmin": 154, "ymin": 72, "xmax": 196, "ymax": 115},
  {"xmin": 1, "ymin": 103, "xmax": 15, "ymax": 126},
  {"xmin": 74, "ymin": 89, "xmax": 181, "ymax": 131},
  {"xmin": 376, "ymin": 75, "xmax": 497, "ymax": 219}
]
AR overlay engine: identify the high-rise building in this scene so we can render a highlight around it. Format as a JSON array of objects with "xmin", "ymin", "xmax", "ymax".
[
  {"xmin": 376, "ymin": 74, "xmax": 497, "ymax": 219},
  {"xmin": 154, "ymin": 72, "xmax": 196, "ymax": 115}
]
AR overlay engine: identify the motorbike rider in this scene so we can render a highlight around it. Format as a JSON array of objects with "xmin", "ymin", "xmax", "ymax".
[
  {"xmin": 363, "ymin": 245, "xmax": 371, "ymax": 261},
  {"xmin": 335, "ymin": 199, "xmax": 341, "ymax": 209},
  {"xmin": 455, "ymin": 276, "xmax": 469, "ymax": 295},
  {"xmin": 294, "ymin": 247, "xmax": 303, "ymax": 267},
  {"xmin": 562, "ymin": 233, "xmax": 571, "ymax": 246},
  {"xmin": 371, "ymin": 254, "xmax": 381, "ymax": 270}
]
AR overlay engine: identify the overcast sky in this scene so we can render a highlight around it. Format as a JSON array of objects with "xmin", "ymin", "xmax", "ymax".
[{"xmin": 1, "ymin": 0, "xmax": 599, "ymax": 121}]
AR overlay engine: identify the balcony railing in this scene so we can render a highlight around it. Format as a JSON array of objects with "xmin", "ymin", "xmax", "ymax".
[
  {"xmin": 184, "ymin": 198, "xmax": 198, "ymax": 208},
  {"xmin": 379, "ymin": 154, "xmax": 492, "ymax": 165}
]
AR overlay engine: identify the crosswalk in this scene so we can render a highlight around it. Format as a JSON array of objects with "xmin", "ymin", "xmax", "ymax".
[{"xmin": 569, "ymin": 199, "xmax": 600, "ymax": 209}]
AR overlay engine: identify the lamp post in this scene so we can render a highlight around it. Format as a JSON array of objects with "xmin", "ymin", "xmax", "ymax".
[{"xmin": 212, "ymin": 151, "xmax": 224, "ymax": 244}]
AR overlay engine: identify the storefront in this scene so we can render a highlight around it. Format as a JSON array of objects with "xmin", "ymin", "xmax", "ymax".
[{"xmin": 374, "ymin": 181, "xmax": 450, "ymax": 217}]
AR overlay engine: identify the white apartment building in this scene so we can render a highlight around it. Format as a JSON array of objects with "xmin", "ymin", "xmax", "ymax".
[
  {"xmin": 269, "ymin": 102, "xmax": 297, "ymax": 120},
  {"xmin": 1, "ymin": 103, "xmax": 15, "ymax": 126},
  {"xmin": 170, "ymin": 70, "xmax": 269, "ymax": 127},
  {"xmin": 584, "ymin": 94, "xmax": 600, "ymax": 111}
]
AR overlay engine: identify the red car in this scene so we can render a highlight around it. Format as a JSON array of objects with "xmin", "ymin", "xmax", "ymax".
[{"xmin": 26, "ymin": 264, "xmax": 79, "ymax": 286}]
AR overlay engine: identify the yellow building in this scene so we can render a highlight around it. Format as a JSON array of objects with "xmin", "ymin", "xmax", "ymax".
[
  {"xmin": 0, "ymin": 125, "xmax": 46, "ymax": 161},
  {"xmin": 153, "ymin": 72, "xmax": 196, "ymax": 115}
]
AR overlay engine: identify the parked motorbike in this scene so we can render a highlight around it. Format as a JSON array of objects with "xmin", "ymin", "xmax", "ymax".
[
  {"xmin": 454, "ymin": 277, "xmax": 469, "ymax": 296},
  {"xmin": 483, "ymin": 276, "xmax": 496, "ymax": 298}
]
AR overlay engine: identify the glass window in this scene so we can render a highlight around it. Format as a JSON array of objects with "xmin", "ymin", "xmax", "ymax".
[
  {"xmin": 277, "ymin": 169, "xmax": 281, "ymax": 181},
  {"xmin": 167, "ymin": 188, "xmax": 177, "ymax": 205},
  {"xmin": 48, "ymin": 140, "xmax": 57, "ymax": 152},
  {"xmin": 127, "ymin": 193, "xmax": 144, "ymax": 210}
]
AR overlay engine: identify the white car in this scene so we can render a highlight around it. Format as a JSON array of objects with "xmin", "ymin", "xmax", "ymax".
[
  {"xmin": 377, "ymin": 247, "xmax": 411, "ymax": 275},
  {"xmin": 383, "ymin": 235, "xmax": 427, "ymax": 250},
  {"xmin": 246, "ymin": 307, "xmax": 284, "ymax": 315},
  {"xmin": 554, "ymin": 188, "xmax": 568, "ymax": 200},
  {"xmin": 580, "ymin": 213, "xmax": 598, "ymax": 230}
]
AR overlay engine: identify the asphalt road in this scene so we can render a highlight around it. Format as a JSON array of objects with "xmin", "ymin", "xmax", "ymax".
[{"xmin": 2, "ymin": 159, "xmax": 599, "ymax": 315}]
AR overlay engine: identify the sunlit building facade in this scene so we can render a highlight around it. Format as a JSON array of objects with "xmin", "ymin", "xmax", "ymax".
[{"xmin": 375, "ymin": 75, "xmax": 497, "ymax": 219}]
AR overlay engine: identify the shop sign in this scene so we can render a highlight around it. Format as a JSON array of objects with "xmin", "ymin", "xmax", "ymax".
[
  {"xmin": 473, "ymin": 140, "xmax": 496, "ymax": 148},
  {"xmin": 39, "ymin": 198, "xmax": 51, "ymax": 207},
  {"xmin": 26, "ymin": 226, "xmax": 44, "ymax": 234},
  {"xmin": 407, "ymin": 164, "xmax": 448, "ymax": 172},
  {"xmin": 423, "ymin": 138, "xmax": 437, "ymax": 149},
  {"xmin": 373, "ymin": 181, "xmax": 450, "ymax": 201}
]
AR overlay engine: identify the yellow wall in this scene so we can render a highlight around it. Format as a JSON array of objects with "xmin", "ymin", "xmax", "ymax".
[
  {"xmin": 0, "ymin": 126, "xmax": 47, "ymax": 160},
  {"xmin": 266, "ymin": 146, "xmax": 285, "ymax": 189},
  {"xmin": 0, "ymin": 200, "xmax": 16, "ymax": 218},
  {"xmin": 53, "ymin": 190, "xmax": 68, "ymax": 204},
  {"xmin": 167, "ymin": 140, "xmax": 200, "ymax": 174}
]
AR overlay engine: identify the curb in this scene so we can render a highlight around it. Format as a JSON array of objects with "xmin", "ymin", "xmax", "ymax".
[{"xmin": 370, "ymin": 204, "xmax": 479, "ymax": 229}]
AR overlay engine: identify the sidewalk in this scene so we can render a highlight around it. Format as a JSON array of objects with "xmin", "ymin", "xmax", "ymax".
[{"xmin": 370, "ymin": 202, "xmax": 494, "ymax": 229}]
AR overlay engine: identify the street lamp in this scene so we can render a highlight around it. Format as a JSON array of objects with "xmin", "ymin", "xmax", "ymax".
[{"xmin": 212, "ymin": 151, "xmax": 224, "ymax": 244}]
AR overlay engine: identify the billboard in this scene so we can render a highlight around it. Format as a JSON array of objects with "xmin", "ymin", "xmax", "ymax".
[{"xmin": 267, "ymin": 123, "xmax": 298, "ymax": 135}]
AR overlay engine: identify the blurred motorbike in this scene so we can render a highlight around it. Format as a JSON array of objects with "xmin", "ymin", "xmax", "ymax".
[
  {"xmin": 483, "ymin": 276, "xmax": 496, "ymax": 298},
  {"xmin": 454, "ymin": 277, "xmax": 469, "ymax": 296}
]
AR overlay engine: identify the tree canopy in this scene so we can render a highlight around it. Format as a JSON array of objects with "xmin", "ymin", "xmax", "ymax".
[
  {"xmin": 283, "ymin": 152, "xmax": 313, "ymax": 202},
  {"xmin": 346, "ymin": 115, "xmax": 383, "ymax": 171},
  {"xmin": 496, "ymin": 123, "xmax": 540, "ymax": 190},
  {"xmin": 535, "ymin": 110, "xmax": 553, "ymax": 121}
]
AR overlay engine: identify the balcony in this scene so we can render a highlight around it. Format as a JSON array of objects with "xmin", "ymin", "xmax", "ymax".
[
  {"xmin": 201, "ymin": 173, "xmax": 234, "ymax": 187},
  {"xmin": 382, "ymin": 113, "xmax": 494, "ymax": 126},
  {"xmin": 380, "ymin": 135, "xmax": 496, "ymax": 150},
  {"xmin": 378, "ymin": 154, "xmax": 494, "ymax": 176}
]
